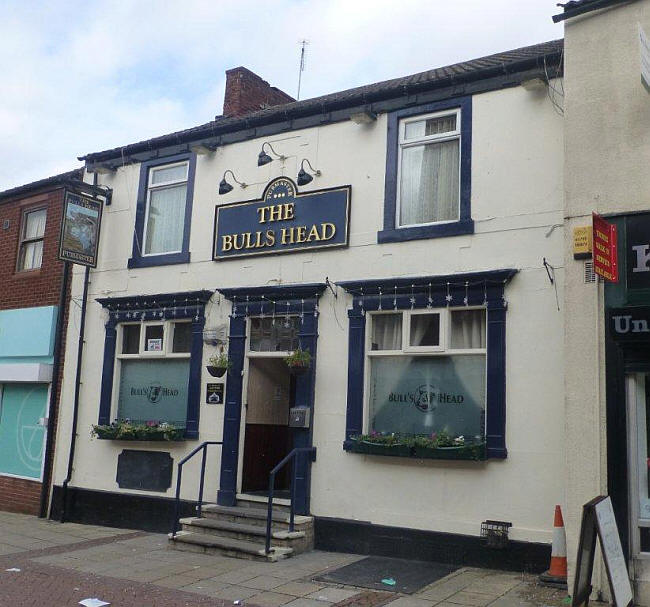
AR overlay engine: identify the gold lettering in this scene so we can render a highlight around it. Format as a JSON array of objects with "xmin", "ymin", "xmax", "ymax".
[
  {"xmin": 307, "ymin": 224, "xmax": 321, "ymax": 241},
  {"xmin": 269, "ymin": 205, "xmax": 283, "ymax": 222},
  {"xmin": 595, "ymin": 241, "xmax": 607, "ymax": 253},
  {"xmin": 284, "ymin": 203, "xmax": 295, "ymax": 220},
  {"xmin": 281, "ymin": 227, "xmax": 294, "ymax": 244},
  {"xmin": 296, "ymin": 226, "xmax": 307, "ymax": 243},
  {"xmin": 321, "ymin": 223, "xmax": 336, "ymax": 240},
  {"xmin": 244, "ymin": 232, "xmax": 254, "ymax": 249},
  {"xmin": 222, "ymin": 235, "xmax": 233, "ymax": 251},
  {"xmin": 232, "ymin": 234, "xmax": 244, "ymax": 250},
  {"xmin": 257, "ymin": 207, "xmax": 268, "ymax": 223},
  {"xmin": 595, "ymin": 229, "xmax": 608, "ymax": 242},
  {"xmin": 265, "ymin": 229, "xmax": 275, "ymax": 246}
]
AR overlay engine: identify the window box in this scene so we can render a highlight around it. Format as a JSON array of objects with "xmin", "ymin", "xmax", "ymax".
[
  {"xmin": 92, "ymin": 422, "xmax": 185, "ymax": 442},
  {"xmin": 344, "ymin": 437, "xmax": 486, "ymax": 461}
]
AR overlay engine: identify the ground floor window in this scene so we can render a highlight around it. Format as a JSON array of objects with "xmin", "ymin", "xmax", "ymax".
[{"xmin": 0, "ymin": 383, "xmax": 48, "ymax": 479}]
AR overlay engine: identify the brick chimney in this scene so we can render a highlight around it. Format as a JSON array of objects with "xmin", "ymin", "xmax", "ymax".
[{"xmin": 223, "ymin": 67, "xmax": 295, "ymax": 119}]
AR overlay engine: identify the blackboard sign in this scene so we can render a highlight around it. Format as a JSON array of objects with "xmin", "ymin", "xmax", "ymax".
[
  {"xmin": 116, "ymin": 450, "xmax": 172, "ymax": 492},
  {"xmin": 572, "ymin": 496, "xmax": 633, "ymax": 607}
]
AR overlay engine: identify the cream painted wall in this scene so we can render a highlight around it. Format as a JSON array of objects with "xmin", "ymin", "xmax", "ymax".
[
  {"xmin": 52, "ymin": 82, "xmax": 565, "ymax": 543},
  {"xmin": 563, "ymin": 0, "xmax": 650, "ymax": 600}
]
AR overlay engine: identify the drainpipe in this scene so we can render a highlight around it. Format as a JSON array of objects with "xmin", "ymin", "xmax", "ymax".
[
  {"xmin": 59, "ymin": 264, "xmax": 90, "ymax": 522},
  {"xmin": 38, "ymin": 258, "xmax": 70, "ymax": 518}
]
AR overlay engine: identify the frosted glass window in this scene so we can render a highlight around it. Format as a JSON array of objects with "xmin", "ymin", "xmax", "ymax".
[
  {"xmin": 368, "ymin": 355, "xmax": 485, "ymax": 437},
  {"xmin": 151, "ymin": 164, "xmax": 187, "ymax": 184}
]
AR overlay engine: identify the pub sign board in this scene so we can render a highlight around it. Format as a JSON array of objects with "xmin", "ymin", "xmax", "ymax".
[
  {"xmin": 593, "ymin": 213, "xmax": 618, "ymax": 283},
  {"xmin": 58, "ymin": 191, "xmax": 103, "ymax": 267},
  {"xmin": 213, "ymin": 178, "xmax": 350, "ymax": 260}
]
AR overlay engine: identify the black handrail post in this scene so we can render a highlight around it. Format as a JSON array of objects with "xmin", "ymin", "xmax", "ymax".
[
  {"xmin": 289, "ymin": 454, "xmax": 297, "ymax": 532},
  {"xmin": 172, "ymin": 465, "xmax": 183, "ymax": 537},
  {"xmin": 266, "ymin": 471, "xmax": 276, "ymax": 554},
  {"xmin": 197, "ymin": 445, "xmax": 207, "ymax": 518}
]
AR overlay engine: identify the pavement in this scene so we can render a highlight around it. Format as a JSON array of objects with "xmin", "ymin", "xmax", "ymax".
[{"xmin": 0, "ymin": 511, "xmax": 570, "ymax": 607}]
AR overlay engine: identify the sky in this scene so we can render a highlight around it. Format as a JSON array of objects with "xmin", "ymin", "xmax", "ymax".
[{"xmin": 0, "ymin": 0, "xmax": 564, "ymax": 190}]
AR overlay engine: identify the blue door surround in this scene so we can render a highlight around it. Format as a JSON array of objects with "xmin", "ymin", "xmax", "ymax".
[{"xmin": 216, "ymin": 283, "xmax": 326, "ymax": 514}]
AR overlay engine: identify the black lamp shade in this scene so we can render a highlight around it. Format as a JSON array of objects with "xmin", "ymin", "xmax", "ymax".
[
  {"xmin": 258, "ymin": 151, "xmax": 273, "ymax": 166},
  {"xmin": 218, "ymin": 179, "xmax": 233, "ymax": 195},
  {"xmin": 297, "ymin": 168, "xmax": 313, "ymax": 186}
]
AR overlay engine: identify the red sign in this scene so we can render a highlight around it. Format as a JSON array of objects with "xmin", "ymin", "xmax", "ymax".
[{"xmin": 593, "ymin": 213, "xmax": 618, "ymax": 282}]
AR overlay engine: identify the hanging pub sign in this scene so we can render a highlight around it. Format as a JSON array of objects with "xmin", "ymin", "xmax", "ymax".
[
  {"xmin": 58, "ymin": 191, "xmax": 103, "ymax": 267},
  {"xmin": 213, "ymin": 178, "xmax": 350, "ymax": 260},
  {"xmin": 592, "ymin": 213, "xmax": 618, "ymax": 282}
]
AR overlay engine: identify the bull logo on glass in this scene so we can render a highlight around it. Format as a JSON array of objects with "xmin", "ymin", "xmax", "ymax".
[{"xmin": 213, "ymin": 177, "xmax": 350, "ymax": 260}]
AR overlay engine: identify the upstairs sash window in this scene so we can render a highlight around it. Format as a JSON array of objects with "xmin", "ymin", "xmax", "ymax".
[{"xmin": 18, "ymin": 208, "xmax": 47, "ymax": 271}]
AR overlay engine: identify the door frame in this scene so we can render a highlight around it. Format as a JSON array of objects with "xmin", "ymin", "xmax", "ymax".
[{"xmin": 217, "ymin": 283, "xmax": 326, "ymax": 514}]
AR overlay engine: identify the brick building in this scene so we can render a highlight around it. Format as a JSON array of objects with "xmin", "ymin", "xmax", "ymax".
[{"xmin": 0, "ymin": 169, "xmax": 81, "ymax": 515}]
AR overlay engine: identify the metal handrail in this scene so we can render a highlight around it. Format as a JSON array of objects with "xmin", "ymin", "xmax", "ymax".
[
  {"xmin": 265, "ymin": 447, "xmax": 316, "ymax": 554},
  {"xmin": 170, "ymin": 441, "xmax": 222, "ymax": 537}
]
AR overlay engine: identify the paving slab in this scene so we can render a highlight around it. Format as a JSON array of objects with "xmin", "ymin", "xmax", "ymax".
[
  {"xmin": 250, "ymin": 591, "xmax": 301, "ymax": 606},
  {"xmin": 275, "ymin": 581, "xmax": 325, "ymax": 596},
  {"xmin": 384, "ymin": 597, "xmax": 436, "ymax": 607},
  {"xmin": 307, "ymin": 587, "xmax": 362, "ymax": 602},
  {"xmin": 240, "ymin": 574, "xmax": 289, "ymax": 590},
  {"xmin": 446, "ymin": 590, "xmax": 498, "ymax": 606},
  {"xmin": 284, "ymin": 598, "xmax": 333, "ymax": 607}
]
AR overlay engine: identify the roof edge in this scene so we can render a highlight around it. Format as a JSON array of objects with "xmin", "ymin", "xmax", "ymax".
[
  {"xmin": 0, "ymin": 168, "xmax": 84, "ymax": 202},
  {"xmin": 553, "ymin": 0, "xmax": 634, "ymax": 22}
]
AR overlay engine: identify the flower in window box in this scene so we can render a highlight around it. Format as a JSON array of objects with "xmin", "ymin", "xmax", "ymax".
[{"xmin": 284, "ymin": 347, "xmax": 312, "ymax": 375}]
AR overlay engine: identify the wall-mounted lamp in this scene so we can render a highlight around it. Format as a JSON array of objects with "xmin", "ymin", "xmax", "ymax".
[
  {"xmin": 297, "ymin": 159, "xmax": 321, "ymax": 186},
  {"xmin": 218, "ymin": 170, "xmax": 247, "ymax": 195},
  {"xmin": 257, "ymin": 142, "xmax": 286, "ymax": 166}
]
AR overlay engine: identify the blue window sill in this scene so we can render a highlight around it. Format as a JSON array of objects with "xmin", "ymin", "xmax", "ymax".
[
  {"xmin": 377, "ymin": 220, "xmax": 474, "ymax": 244},
  {"xmin": 128, "ymin": 251, "xmax": 191, "ymax": 268}
]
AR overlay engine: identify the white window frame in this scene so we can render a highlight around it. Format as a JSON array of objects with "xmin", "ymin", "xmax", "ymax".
[
  {"xmin": 17, "ymin": 207, "xmax": 47, "ymax": 272},
  {"xmin": 363, "ymin": 306, "xmax": 486, "ymax": 434},
  {"xmin": 396, "ymin": 108, "xmax": 462, "ymax": 229},
  {"xmin": 111, "ymin": 319, "xmax": 192, "ymax": 420},
  {"xmin": 246, "ymin": 315, "xmax": 301, "ymax": 358},
  {"xmin": 142, "ymin": 161, "xmax": 189, "ymax": 257}
]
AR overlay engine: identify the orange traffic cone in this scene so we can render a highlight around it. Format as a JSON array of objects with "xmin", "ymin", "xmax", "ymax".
[{"xmin": 539, "ymin": 505, "xmax": 568, "ymax": 588}]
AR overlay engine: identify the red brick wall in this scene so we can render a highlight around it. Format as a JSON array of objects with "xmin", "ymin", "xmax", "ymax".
[
  {"xmin": 0, "ymin": 477, "xmax": 41, "ymax": 515},
  {"xmin": 0, "ymin": 186, "xmax": 71, "ymax": 515},
  {"xmin": 223, "ymin": 66, "xmax": 295, "ymax": 118}
]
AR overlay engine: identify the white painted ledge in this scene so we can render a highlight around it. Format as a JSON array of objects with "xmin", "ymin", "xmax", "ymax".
[{"xmin": 0, "ymin": 363, "xmax": 53, "ymax": 383}]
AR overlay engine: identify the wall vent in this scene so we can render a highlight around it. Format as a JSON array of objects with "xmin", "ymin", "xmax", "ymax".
[{"xmin": 584, "ymin": 260, "xmax": 596, "ymax": 284}]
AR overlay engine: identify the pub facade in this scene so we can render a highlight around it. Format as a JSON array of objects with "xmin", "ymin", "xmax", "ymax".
[{"xmin": 51, "ymin": 42, "xmax": 566, "ymax": 567}]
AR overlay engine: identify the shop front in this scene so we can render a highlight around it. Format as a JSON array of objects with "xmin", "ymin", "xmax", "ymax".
[
  {"xmin": 0, "ymin": 306, "xmax": 58, "ymax": 505},
  {"xmin": 605, "ymin": 213, "xmax": 650, "ymax": 604}
]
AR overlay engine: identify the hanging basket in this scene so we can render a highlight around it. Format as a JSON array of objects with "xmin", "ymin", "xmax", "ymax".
[{"xmin": 207, "ymin": 365, "xmax": 228, "ymax": 378}]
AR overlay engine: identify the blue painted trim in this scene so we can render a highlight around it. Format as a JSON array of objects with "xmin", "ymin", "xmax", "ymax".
[
  {"xmin": 378, "ymin": 220, "xmax": 474, "ymax": 243},
  {"xmin": 381, "ymin": 96, "xmax": 473, "ymax": 243},
  {"xmin": 97, "ymin": 290, "xmax": 212, "ymax": 438},
  {"xmin": 341, "ymin": 270, "xmax": 514, "ymax": 460},
  {"xmin": 127, "ymin": 152, "xmax": 196, "ymax": 269},
  {"xmin": 98, "ymin": 319, "xmax": 117, "ymax": 426},
  {"xmin": 217, "ymin": 315, "xmax": 246, "ymax": 507},
  {"xmin": 219, "ymin": 283, "xmax": 327, "ymax": 303}
]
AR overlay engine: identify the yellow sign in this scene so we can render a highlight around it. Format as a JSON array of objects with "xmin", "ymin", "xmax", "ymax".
[{"xmin": 573, "ymin": 226, "xmax": 592, "ymax": 259}]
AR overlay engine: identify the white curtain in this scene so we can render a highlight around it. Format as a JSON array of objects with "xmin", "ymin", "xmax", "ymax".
[
  {"xmin": 372, "ymin": 314, "xmax": 402, "ymax": 350},
  {"xmin": 144, "ymin": 184, "xmax": 186, "ymax": 254},
  {"xmin": 409, "ymin": 313, "xmax": 439, "ymax": 347},
  {"xmin": 399, "ymin": 139, "xmax": 460, "ymax": 226},
  {"xmin": 25, "ymin": 209, "xmax": 46, "ymax": 239},
  {"xmin": 451, "ymin": 310, "xmax": 486, "ymax": 349}
]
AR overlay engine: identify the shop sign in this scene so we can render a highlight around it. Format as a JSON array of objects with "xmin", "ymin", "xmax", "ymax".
[
  {"xmin": 572, "ymin": 226, "xmax": 592, "ymax": 260},
  {"xmin": 608, "ymin": 307, "xmax": 650, "ymax": 341},
  {"xmin": 213, "ymin": 178, "xmax": 350, "ymax": 260},
  {"xmin": 58, "ymin": 191, "xmax": 103, "ymax": 267},
  {"xmin": 626, "ymin": 212, "xmax": 650, "ymax": 289},
  {"xmin": 592, "ymin": 213, "xmax": 618, "ymax": 282}
]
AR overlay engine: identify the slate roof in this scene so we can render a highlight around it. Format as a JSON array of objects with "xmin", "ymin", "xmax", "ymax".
[
  {"xmin": 81, "ymin": 39, "xmax": 563, "ymax": 164},
  {"xmin": 0, "ymin": 168, "xmax": 84, "ymax": 202}
]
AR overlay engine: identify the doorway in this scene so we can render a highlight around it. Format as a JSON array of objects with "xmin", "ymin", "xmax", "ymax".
[
  {"xmin": 626, "ymin": 372, "xmax": 650, "ymax": 586},
  {"xmin": 242, "ymin": 358, "xmax": 293, "ymax": 495}
]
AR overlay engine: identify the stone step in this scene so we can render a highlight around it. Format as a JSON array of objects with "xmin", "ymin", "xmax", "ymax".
[
  {"xmin": 168, "ymin": 531, "xmax": 293, "ymax": 562},
  {"xmin": 179, "ymin": 517, "xmax": 312, "ymax": 553},
  {"xmin": 236, "ymin": 493, "xmax": 292, "ymax": 513},
  {"xmin": 201, "ymin": 503, "xmax": 313, "ymax": 530}
]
